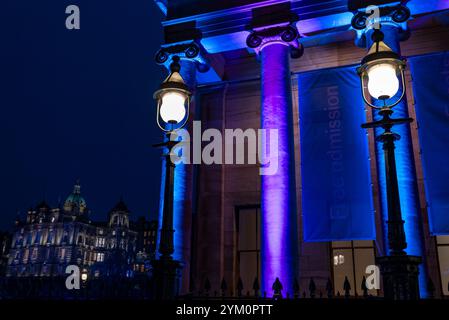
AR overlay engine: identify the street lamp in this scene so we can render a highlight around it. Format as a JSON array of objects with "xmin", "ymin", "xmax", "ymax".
[
  {"xmin": 152, "ymin": 55, "xmax": 191, "ymax": 300},
  {"xmin": 81, "ymin": 269, "xmax": 88, "ymax": 283},
  {"xmin": 357, "ymin": 28, "xmax": 421, "ymax": 300},
  {"xmin": 81, "ymin": 268, "xmax": 88, "ymax": 296},
  {"xmin": 358, "ymin": 29, "xmax": 406, "ymax": 106},
  {"xmin": 154, "ymin": 55, "xmax": 191, "ymax": 131}
]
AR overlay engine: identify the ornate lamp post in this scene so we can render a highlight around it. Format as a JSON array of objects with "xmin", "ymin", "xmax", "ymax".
[
  {"xmin": 357, "ymin": 28, "xmax": 421, "ymax": 300},
  {"xmin": 152, "ymin": 55, "xmax": 191, "ymax": 299}
]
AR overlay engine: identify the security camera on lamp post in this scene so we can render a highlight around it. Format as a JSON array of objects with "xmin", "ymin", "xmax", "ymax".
[
  {"xmin": 358, "ymin": 28, "xmax": 421, "ymax": 300},
  {"xmin": 152, "ymin": 55, "xmax": 191, "ymax": 300}
]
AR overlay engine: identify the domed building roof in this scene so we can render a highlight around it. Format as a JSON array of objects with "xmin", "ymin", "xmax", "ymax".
[{"xmin": 63, "ymin": 181, "xmax": 87, "ymax": 214}]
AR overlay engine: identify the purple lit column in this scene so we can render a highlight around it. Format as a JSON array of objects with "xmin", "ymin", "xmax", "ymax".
[{"xmin": 260, "ymin": 42, "xmax": 298, "ymax": 296}]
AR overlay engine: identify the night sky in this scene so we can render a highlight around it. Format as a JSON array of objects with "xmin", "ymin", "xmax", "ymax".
[{"xmin": 0, "ymin": 1, "xmax": 165, "ymax": 230}]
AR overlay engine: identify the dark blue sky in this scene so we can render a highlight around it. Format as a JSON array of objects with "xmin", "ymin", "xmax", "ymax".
[{"xmin": 0, "ymin": 1, "xmax": 165, "ymax": 230}]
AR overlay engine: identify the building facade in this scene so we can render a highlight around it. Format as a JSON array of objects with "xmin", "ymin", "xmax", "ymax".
[
  {"xmin": 153, "ymin": 0, "xmax": 449, "ymax": 298},
  {"xmin": 0, "ymin": 232, "xmax": 11, "ymax": 276},
  {"xmin": 6, "ymin": 182, "xmax": 157, "ymax": 279}
]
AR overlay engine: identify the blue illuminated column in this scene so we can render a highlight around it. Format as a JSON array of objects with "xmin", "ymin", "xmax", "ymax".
[
  {"xmin": 247, "ymin": 26, "xmax": 301, "ymax": 296},
  {"xmin": 360, "ymin": 23, "xmax": 429, "ymax": 297}
]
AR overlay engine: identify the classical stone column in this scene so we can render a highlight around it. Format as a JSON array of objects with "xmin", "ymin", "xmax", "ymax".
[
  {"xmin": 247, "ymin": 25, "xmax": 303, "ymax": 296},
  {"xmin": 356, "ymin": 16, "xmax": 429, "ymax": 297}
]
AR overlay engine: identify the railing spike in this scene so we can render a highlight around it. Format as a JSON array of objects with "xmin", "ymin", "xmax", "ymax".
[
  {"xmin": 361, "ymin": 276, "xmax": 368, "ymax": 298},
  {"xmin": 326, "ymin": 278, "xmax": 333, "ymax": 299},
  {"xmin": 220, "ymin": 277, "xmax": 227, "ymax": 297},
  {"xmin": 272, "ymin": 277, "xmax": 283, "ymax": 300},
  {"xmin": 253, "ymin": 277, "xmax": 260, "ymax": 297},
  {"xmin": 293, "ymin": 278, "xmax": 300, "ymax": 299},
  {"xmin": 237, "ymin": 277, "xmax": 243, "ymax": 297},
  {"xmin": 309, "ymin": 278, "xmax": 316, "ymax": 298},
  {"xmin": 343, "ymin": 276, "xmax": 351, "ymax": 298}
]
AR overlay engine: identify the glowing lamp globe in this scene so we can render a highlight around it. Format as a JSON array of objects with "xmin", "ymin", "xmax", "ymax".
[
  {"xmin": 154, "ymin": 56, "xmax": 191, "ymax": 131},
  {"xmin": 366, "ymin": 63, "xmax": 400, "ymax": 100},
  {"xmin": 357, "ymin": 30, "xmax": 406, "ymax": 109},
  {"xmin": 159, "ymin": 91, "xmax": 187, "ymax": 124}
]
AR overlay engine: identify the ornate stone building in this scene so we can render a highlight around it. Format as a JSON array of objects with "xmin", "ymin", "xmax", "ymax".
[{"xmin": 6, "ymin": 182, "xmax": 157, "ymax": 279}]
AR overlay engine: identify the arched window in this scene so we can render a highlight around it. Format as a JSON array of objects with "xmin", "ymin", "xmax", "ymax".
[
  {"xmin": 62, "ymin": 231, "xmax": 69, "ymax": 244},
  {"xmin": 35, "ymin": 231, "xmax": 41, "ymax": 244},
  {"xmin": 47, "ymin": 231, "xmax": 53, "ymax": 244}
]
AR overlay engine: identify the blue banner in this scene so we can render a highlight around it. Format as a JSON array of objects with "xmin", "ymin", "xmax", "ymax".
[
  {"xmin": 298, "ymin": 66, "xmax": 375, "ymax": 241},
  {"xmin": 410, "ymin": 52, "xmax": 449, "ymax": 235}
]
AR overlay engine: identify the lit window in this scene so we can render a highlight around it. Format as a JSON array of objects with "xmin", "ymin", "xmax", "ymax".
[
  {"xmin": 331, "ymin": 241, "xmax": 377, "ymax": 296},
  {"xmin": 96, "ymin": 252, "xmax": 104, "ymax": 262},
  {"xmin": 23, "ymin": 250, "xmax": 29, "ymax": 263},
  {"xmin": 47, "ymin": 232, "xmax": 53, "ymax": 244},
  {"xmin": 96, "ymin": 237, "xmax": 105, "ymax": 248},
  {"xmin": 333, "ymin": 254, "xmax": 345, "ymax": 266},
  {"xmin": 31, "ymin": 247, "xmax": 38, "ymax": 260}
]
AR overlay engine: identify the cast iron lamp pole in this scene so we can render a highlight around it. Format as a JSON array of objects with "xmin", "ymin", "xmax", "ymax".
[
  {"xmin": 358, "ymin": 28, "xmax": 421, "ymax": 300},
  {"xmin": 152, "ymin": 56, "xmax": 191, "ymax": 299}
]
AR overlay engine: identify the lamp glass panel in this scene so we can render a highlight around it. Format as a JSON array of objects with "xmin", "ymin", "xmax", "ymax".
[
  {"xmin": 367, "ymin": 63, "xmax": 399, "ymax": 99},
  {"xmin": 159, "ymin": 91, "xmax": 186, "ymax": 124}
]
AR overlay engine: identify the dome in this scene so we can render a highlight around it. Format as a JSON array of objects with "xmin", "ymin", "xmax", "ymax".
[{"xmin": 63, "ymin": 181, "xmax": 87, "ymax": 214}]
